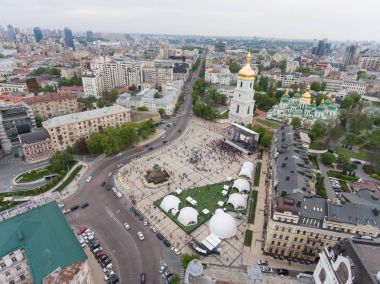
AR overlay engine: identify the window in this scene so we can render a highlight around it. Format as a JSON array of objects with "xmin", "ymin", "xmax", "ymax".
[
  {"xmin": 236, "ymin": 105, "xmax": 240, "ymax": 113},
  {"xmin": 11, "ymin": 257, "xmax": 17, "ymax": 263},
  {"xmin": 16, "ymin": 266, "xmax": 21, "ymax": 271},
  {"xmin": 285, "ymin": 236, "xmax": 289, "ymax": 240},
  {"xmin": 240, "ymin": 82, "xmax": 243, "ymax": 87},
  {"xmin": 294, "ymin": 237, "xmax": 298, "ymax": 242},
  {"xmin": 247, "ymin": 105, "xmax": 250, "ymax": 115},
  {"xmin": 1, "ymin": 262, "xmax": 6, "ymax": 268},
  {"xmin": 5, "ymin": 271, "xmax": 11, "ymax": 277},
  {"xmin": 19, "ymin": 274, "xmax": 26, "ymax": 281}
]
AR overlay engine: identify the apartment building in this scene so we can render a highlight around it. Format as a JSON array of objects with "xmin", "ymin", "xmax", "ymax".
[
  {"xmin": 19, "ymin": 128, "xmax": 54, "ymax": 163},
  {"xmin": 0, "ymin": 82, "xmax": 28, "ymax": 93},
  {"xmin": 264, "ymin": 126, "xmax": 380, "ymax": 264},
  {"xmin": 25, "ymin": 93, "xmax": 78, "ymax": 119},
  {"xmin": 205, "ymin": 65, "xmax": 232, "ymax": 85},
  {"xmin": 43, "ymin": 105, "xmax": 130, "ymax": 151},
  {"xmin": 143, "ymin": 66, "xmax": 173, "ymax": 89},
  {"xmin": 357, "ymin": 52, "xmax": 380, "ymax": 71},
  {"xmin": 0, "ymin": 202, "xmax": 92, "ymax": 284},
  {"xmin": 82, "ymin": 71, "xmax": 103, "ymax": 98}
]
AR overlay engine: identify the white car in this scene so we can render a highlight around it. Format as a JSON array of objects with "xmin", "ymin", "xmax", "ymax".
[
  {"xmin": 93, "ymin": 247, "xmax": 103, "ymax": 254},
  {"xmin": 58, "ymin": 203, "xmax": 64, "ymax": 208},
  {"xmin": 123, "ymin": 223, "xmax": 130, "ymax": 230},
  {"xmin": 171, "ymin": 247, "xmax": 180, "ymax": 255},
  {"xmin": 104, "ymin": 270, "xmax": 116, "ymax": 281},
  {"xmin": 116, "ymin": 153, "xmax": 122, "ymax": 157},
  {"xmin": 117, "ymin": 163, "xmax": 123, "ymax": 168},
  {"xmin": 143, "ymin": 221, "xmax": 148, "ymax": 226},
  {"xmin": 150, "ymin": 226, "xmax": 157, "ymax": 233},
  {"xmin": 159, "ymin": 263, "xmax": 167, "ymax": 274},
  {"xmin": 86, "ymin": 176, "xmax": 92, "ymax": 183},
  {"xmin": 137, "ymin": 232, "xmax": 144, "ymax": 240},
  {"xmin": 62, "ymin": 209, "xmax": 70, "ymax": 214},
  {"xmin": 107, "ymin": 172, "xmax": 113, "ymax": 177},
  {"xmin": 103, "ymin": 263, "xmax": 113, "ymax": 272}
]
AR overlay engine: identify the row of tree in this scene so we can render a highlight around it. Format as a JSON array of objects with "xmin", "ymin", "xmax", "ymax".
[{"xmin": 29, "ymin": 67, "xmax": 61, "ymax": 76}]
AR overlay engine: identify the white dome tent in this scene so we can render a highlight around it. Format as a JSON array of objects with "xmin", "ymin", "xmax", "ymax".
[
  {"xmin": 239, "ymin": 161, "xmax": 254, "ymax": 179},
  {"xmin": 160, "ymin": 195, "xmax": 181, "ymax": 213},
  {"xmin": 227, "ymin": 193, "xmax": 248, "ymax": 210},
  {"xmin": 232, "ymin": 178, "xmax": 250, "ymax": 193},
  {"xmin": 178, "ymin": 207, "xmax": 199, "ymax": 226},
  {"xmin": 209, "ymin": 209, "xmax": 237, "ymax": 239}
]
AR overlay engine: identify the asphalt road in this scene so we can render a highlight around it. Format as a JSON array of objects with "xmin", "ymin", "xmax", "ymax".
[{"xmin": 62, "ymin": 55, "xmax": 204, "ymax": 284}]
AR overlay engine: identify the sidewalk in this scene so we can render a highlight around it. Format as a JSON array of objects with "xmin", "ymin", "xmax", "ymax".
[{"xmin": 58, "ymin": 161, "xmax": 88, "ymax": 201}]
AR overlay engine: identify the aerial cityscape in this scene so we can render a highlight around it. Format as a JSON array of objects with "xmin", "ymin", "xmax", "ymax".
[{"xmin": 0, "ymin": 1, "xmax": 380, "ymax": 284}]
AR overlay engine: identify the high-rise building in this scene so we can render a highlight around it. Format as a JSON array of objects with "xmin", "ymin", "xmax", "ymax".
[
  {"xmin": 229, "ymin": 52, "xmax": 256, "ymax": 125},
  {"xmin": 311, "ymin": 39, "xmax": 329, "ymax": 56},
  {"xmin": 215, "ymin": 41, "xmax": 226, "ymax": 53},
  {"xmin": 6, "ymin": 25, "xmax": 16, "ymax": 42},
  {"xmin": 64, "ymin": 27, "xmax": 74, "ymax": 48},
  {"xmin": 342, "ymin": 45, "xmax": 358, "ymax": 70},
  {"xmin": 33, "ymin": 27, "xmax": 43, "ymax": 43},
  {"xmin": 86, "ymin": 30, "xmax": 93, "ymax": 42}
]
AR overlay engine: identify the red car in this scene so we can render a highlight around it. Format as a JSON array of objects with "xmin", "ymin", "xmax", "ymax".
[
  {"xmin": 135, "ymin": 147, "xmax": 144, "ymax": 152},
  {"xmin": 77, "ymin": 227, "xmax": 88, "ymax": 235},
  {"xmin": 95, "ymin": 252, "xmax": 107, "ymax": 258}
]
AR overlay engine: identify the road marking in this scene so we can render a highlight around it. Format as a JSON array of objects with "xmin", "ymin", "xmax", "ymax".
[{"xmin": 104, "ymin": 206, "xmax": 143, "ymax": 273}]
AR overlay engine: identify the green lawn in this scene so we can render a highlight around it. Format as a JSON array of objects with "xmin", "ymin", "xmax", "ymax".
[
  {"xmin": 308, "ymin": 154, "xmax": 319, "ymax": 170},
  {"xmin": 327, "ymin": 170, "xmax": 359, "ymax": 182},
  {"xmin": 336, "ymin": 147, "xmax": 368, "ymax": 161},
  {"xmin": 155, "ymin": 181, "xmax": 242, "ymax": 234},
  {"xmin": 54, "ymin": 165, "xmax": 83, "ymax": 192},
  {"xmin": 244, "ymin": 230, "xmax": 253, "ymax": 246},
  {"xmin": 256, "ymin": 118, "xmax": 279, "ymax": 129},
  {"xmin": 309, "ymin": 141, "xmax": 328, "ymax": 150},
  {"xmin": 16, "ymin": 167, "xmax": 55, "ymax": 183},
  {"xmin": 248, "ymin": 191, "xmax": 258, "ymax": 224},
  {"xmin": 254, "ymin": 162, "xmax": 262, "ymax": 186}
]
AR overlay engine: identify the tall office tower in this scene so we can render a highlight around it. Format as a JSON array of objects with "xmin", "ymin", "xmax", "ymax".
[
  {"xmin": 342, "ymin": 45, "xmax": 358, "ymax": 70},
  {"xmin": 86, "ymin": 30, "xmax": 93, "ymax": 42},
  {"xmin": 64, "ymin": 27, "xmax": 74, "ymax": 48},
  {"xmin": 215, "ymin": 41, "xmax": 226, "ymax": 53},
  {"xmin": 311, "ymin": 39, "xmax": 329, "ymax": 56},
  {"xmin": 6, "ymin": 25, "xmax": 16, "ymax": 42},
  {"xmin": 33, "ymin": 27, "xmax": 43, "ymax": 43}
]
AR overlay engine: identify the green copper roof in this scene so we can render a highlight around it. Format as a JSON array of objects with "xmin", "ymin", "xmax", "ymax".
[
  {"xmin": 281, "ymin": 96, "xmax": 289, "ymax": 102},
  {"xmin": 0, "ymin": 202, "xmax": 87, "ymax": 284},
  {"xmin": 293, "ymin": 93, "xmax": 300, "ymax": 98}
]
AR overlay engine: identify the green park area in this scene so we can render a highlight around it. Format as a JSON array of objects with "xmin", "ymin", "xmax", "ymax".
[
  {"xmin": 155, "ymin": 181, "xmax": 243, "ymax": 233},
  {"xmin": 336, "ymin": 147, "xmax": 368, "ymax": 161},
  {"xmin": 256, "ymin": 118, "xmax": 279, "ymax": 129},
  {"xmin": 16, "ymin": 167, "xmax": 54, "ymax": 183}
]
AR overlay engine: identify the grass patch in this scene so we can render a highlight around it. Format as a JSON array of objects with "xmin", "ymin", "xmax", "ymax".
[
  {"xmin": 316, "ymin": 174, "xmax": 327, "ymax": 199},
  {"xmin": 256, "ymin": 118, "xmax": 279, "ymax": 129},
  {"xmin": 54, "ymin": 165, "xmax": 83, "ymax": 192},
  {"xmin": 155, "ymin": 181, "xmax": 241, "ymax": 234},
  {"xmin": 254, "ymin": 162, "xmax": 262, "ymax": 186},
  {"xmin": 16, "ymin": 167, "xmax": 55, "ymax": 183},
  {"xmin": 309, "ymin": 140, "xmax": 328, "ymax": 150},
  {"xmin": 259, "ymin": 149, "xmax": 264, "ymax": 160},
  {"xmin": 308, "ymin": 153, "xmax": 319, "ymax": 170},
  {"xmin": 336, "ymin": 147, "xmax": 368, "ymax": 161},
  {"xmin": 248, "ymin": 191, "xmax": 258, "ymax": 224},
  {"xmin": 0, "ymin": 200, "xmax": 26, "ymax": 211},
  {"xmin": 339, "ymin": 180, "xmax": 351, "ymax": 192},
  {"xmin": 327, "ymin": 170, "xmax": 359, "ymax": 181},
  {"xmin": 244, "ymin": 230, "xmax": 253, "ymax": 246}
]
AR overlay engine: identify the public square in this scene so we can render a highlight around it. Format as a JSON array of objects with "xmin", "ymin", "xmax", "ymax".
[{"xmin": 117, "ymin": 118, "xmax": 257, "ymax": 266}]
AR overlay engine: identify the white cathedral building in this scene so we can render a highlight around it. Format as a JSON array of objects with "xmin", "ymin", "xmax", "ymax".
[{"xmin": 228, "ymin": 52, "xmax": 256, "ymax": 125}]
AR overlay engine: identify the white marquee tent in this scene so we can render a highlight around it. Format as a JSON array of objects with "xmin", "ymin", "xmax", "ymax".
[
  {"xmin": 239, "ymin": 161, "xmax": 254, "ymax": 179},
  {"xmin": 227, "ymin": 193, "xmax": 248, "ymax": 210},
  {"xmin": 160, "ymin": 195, "xmax": 181, "ymax": 213},
  {"xmin": 209, "ymin": 209, "xmax": 237, "ymax": 239},
  {"xmin": 232, "ymin": 178, "xmax": 250, "ymax": 193},
  {"xmin": 178, "ymin": 207, "xmax": 199, "ymax": 226}
]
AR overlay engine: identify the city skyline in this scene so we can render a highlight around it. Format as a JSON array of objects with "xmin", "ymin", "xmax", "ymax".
[{"xmin": 1, "ymin": 0, "xmax": 380, "ymax": 42}]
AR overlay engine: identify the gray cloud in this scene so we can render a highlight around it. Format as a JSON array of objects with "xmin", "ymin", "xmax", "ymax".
[{"xmin": 0, "ymin": 0, "xmax": 379, "ymax": 41}]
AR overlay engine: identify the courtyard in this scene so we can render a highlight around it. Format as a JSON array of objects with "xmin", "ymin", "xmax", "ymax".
[{"xmin": 117, "ymin": 118, "xmax": 257, "ymax": 266}]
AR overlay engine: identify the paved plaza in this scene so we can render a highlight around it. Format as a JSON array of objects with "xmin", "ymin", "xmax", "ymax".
[{"xmin": 118, "ymin": 118, "xmax": 257, "ymax": 266}]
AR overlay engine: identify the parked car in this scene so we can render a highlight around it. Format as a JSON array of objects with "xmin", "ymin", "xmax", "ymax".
[
  {"xmin": 103, "ymin": 263, "xmax": 113, "ymax": 272},
  {"xmin": 171, "ymin": 247, "xmax": 180, "ymax": 255},
  {"xmin": 156, "ymin": 233, "xmax": 164, "ymax": 240},
  {"xmin": 163, "ymin": 239, "xmax": 171, "ymax": 247},
  {"xmin": 140, "ymin": 272, "xmax": 146, "ymax": 284},
  {"xmin": 93, "ymin": 247, "xmax": 103, "ymax": 254},
  {"xmin": 62, "ymin": 209, "xmax": 70, "ymax": 214},
  {"xmin": 101, "ymin": 258, "xmax": 112, "ymax": 267},
  {"xmin": 70, "ymin": 205, "xmax": 79, "ymax": 211},
  {"xmin": 137, "ymin": 232, "xmax": 144, "ymax": 240},
  {"xmin": 86, "ymin": 176, "xmax": 92, "ymax": 182},
  {"xmin": 150, "ymin": 226, "xmax": 157, "ymax": 233},
  {"xmin": 57, "ymin": 203, "xmax": 64, "ymax": 208},
  {"xmin": 101, "ymin": 181, "xmax": 106, "ymax": 187},
  {"xmin": 257, "ymin": 259, "xmax": 268, "ymax": 266},
  {"xmin": 96, "ymin": 252, "xmax": 107, "ymax": 259},
  {"xmin": 81, "ymin": 203, "xmax": 89, "ymax": 209},
  {"xmin": 260, "ymin": 267, "xmax": 273, "ymax": 273},
  {"xmin": 148, "ymin": 147, "xmax": 154, "ymax": 151},
  {"xmin": 116, "ymin": 152, "xmax": 122, "ymax": 157},
  {"xmin": 277, "ymin": 269, "xmax": 289, "ymax": 276},
  {"xmin": 123, "ymin": 223, "xmax": 130, "ymax": 230},
  {"xmin": 143, "ymin": 221, "xmax": 148, "ymax": 226},
  {"xmin": 117, "ymin": 163, "xmax": 123, "ymax": 168},
  {"xmin": 159, "ymin": 263, "xmax": 167, "ymax": 274}
]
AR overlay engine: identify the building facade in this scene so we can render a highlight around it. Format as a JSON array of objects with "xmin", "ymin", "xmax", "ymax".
[
  {"xmin": 229, "ymin": 52, "xmax": 256, "ymax": 125},
  {"xmin": 43, "ymin": 105, "xmax": 131, "ymax": 151},
  {"xmin": 0, "ymin": 83, "xmax": 28, "ymax": 93},
  {"xmin": 19, "ymin": 128, "xmax": 54, "ymax": 163},
  {"xmin": 25, "ymin": 93, "xmax": 78, "ymax": 119}
]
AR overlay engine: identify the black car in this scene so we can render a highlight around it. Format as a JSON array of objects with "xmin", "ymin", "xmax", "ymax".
[
  {"xmin": 140, "ymin": 272, "xmax": 146, "ymax": 284},
  {"xmin": 101, "ymin": 258, "xmax": 112, "ymax": 267},
  {"xmin": 81, "ymin": 203, "xmax": 89, "ymax": 209},
  {"xmin": 108, "ymin": 275, "xmax": 119, "ymax": 283},
  {"xmin": 71, "ymin": 205, "xmax": 79, "ymax": 211},
  {"xmin": 178, "ymin": 129, "xmax": 182, "ymax": 132},
  {"xmin": 90, "ymin": 243, "xmax": 100, "ymax": 251},
  {"xmin": 163, "ymin": 239, "xmax": 171, "ymax": 247},
  {"xmin": 144, "ymin": 144, "xmax": 150, "ymax": 148},
  {"xmin": 99, "ymin": 255, "xmax": 109, "ymax": 262},
  {"xmin": 277, "ymin": 269, "xmax": 289, "ymax": 276},
  {"xmin": 156, "ymin": 233, "xmax": 164, "ymax": 240},
  {"xmin": 101, "ymin": 181, "xmax": 106, "ymax": 187},
  {"xmin": 162, "ymin": 140, "xmax": 168, "ymax": 144},
  {"xmin": 88, "ymin": 239, "xmax": 98, "ymax": 246},
  {"xmin": 148, "ymin": 147, "xmax": 154, "ymax": 151}
]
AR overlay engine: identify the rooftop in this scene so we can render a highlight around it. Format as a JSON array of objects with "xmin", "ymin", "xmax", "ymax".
[
  {"xmin": 25, "ymin": 93, "xmax": 76, "ymax": 105},
  {"xmin": 0, "ymin": 202, "xmax": 87, "ymax": 284},
  {"xmin": 19, "ymin": 128, "xmax": 50, "ymax": 144},
  {"xmin": 42, "ymin": 105, "xmax": 129, "ymax": 128}
]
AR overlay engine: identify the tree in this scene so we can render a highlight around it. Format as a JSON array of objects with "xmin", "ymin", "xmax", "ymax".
[
  {"xmin": 229, "ymin": 61, "xmax": 241, "ymax": 73},
  {"xmin": 97, "ymin": 98, "xmax": 105, "ymax": 108},
  {"xmin": 309, "ymin": 120, "xmax": 327, "ymax": 141},
  {"xmin": 291, "ymin": 117, "xmax": 301, "ymax": 128},
  {"xmin": 169, "ymin": 274, "xmax": 180, "ymax": 284},
  {"xmin": 49, "ymin": 151, "xmax": 73, "ymax": 173},
  {"xmin": 174, "ymin": 103, "xmax": 181, "ymax": 112},
  {"xmin": 158, "ymin": 108, "xmax": 165, "ymax": 116},
  {"xmin": 109, "ymin": 89, "xmax": 118, "ymax": 102},
  {"xmin": 261, "ymin": 133, "xmax": 273, "ymax": 148},
  {"xmin": 321, "ymin": 82, "xmax": 327, "ymax": 91},
  {"xmin": 35, "ymin": 115, "xmax": 43, "ymax": 128},
  {"xmin": 137, "ymin": 106, "xmax": 149, "ymax": 111},
  {"xmin": 86, "ymin": 132, "xmax": 104, "ymax": 155},
  {"xmin": 279, "ymin": 60, "xmax": 287, "ymax": 74},
  {"xmin": 193, "ymin": 103, "xmax": 217, "ymax": 120},
  {"xmin": 321, "ymin": 152, "xmax": 335, "ymax": 166},
  {"xmin": 181, "ymin": 254, "xmax": 200, "ymax": 269},
  {"xmin": 310, "ymin": 82, "xmax": 321, "ymax": 92},
  {"xmin": 74, "ymin": 137, "xmax": 89, "ymax": 155}
]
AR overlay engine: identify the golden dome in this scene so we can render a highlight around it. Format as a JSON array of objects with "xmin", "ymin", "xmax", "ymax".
[
  {"xmin": 301, "ymin": 85, "xmax": 312, "ymax": 100},
  {"xmin": 284, "ymin": 89, "xmax": 290, "ymax": 96},
  {"xmin": 238, "ymin": 51, "xmax": 256, "ymax": 79}
]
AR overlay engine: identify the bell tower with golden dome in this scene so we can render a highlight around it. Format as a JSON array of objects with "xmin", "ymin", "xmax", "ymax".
[{"xmin": 229, "ymin": 51, "xmax": 256, "ymax": 125}]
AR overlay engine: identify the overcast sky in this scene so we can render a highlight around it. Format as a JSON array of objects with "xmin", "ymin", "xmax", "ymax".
[{"xmin": 1, "ymin": 0, "xmax": 379, "ymax": 41}]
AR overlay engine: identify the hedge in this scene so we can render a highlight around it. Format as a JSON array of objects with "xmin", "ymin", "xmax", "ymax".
[
  {"xmin": 244, "ymin": 230, "xmax": 253, "ymax": 246},
  {"xmin": 254, "ymin": 162, "xmax": 262, "ymax": 186},
  {"xmin": 327, "ymin": 170, "xmax": 359, "ymax": 181},
  {"xmin": 248, "ymin": 191, "xmax": 258, "ymax": 224},
  {"xmin": 54, "ymin": 165, "xmax": 83, "ymax": 192}
]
